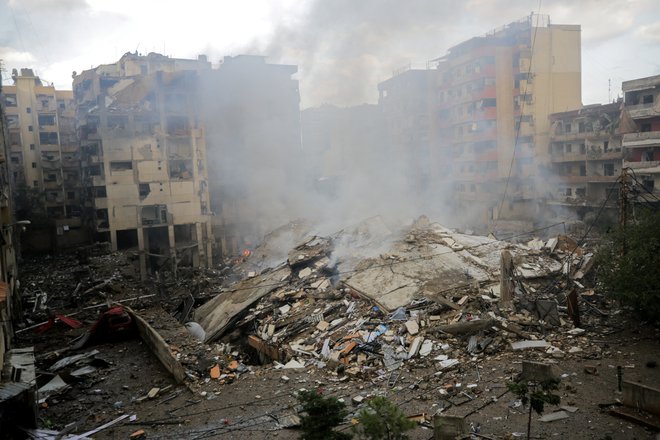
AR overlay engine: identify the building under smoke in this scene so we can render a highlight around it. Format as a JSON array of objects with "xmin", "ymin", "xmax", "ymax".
[{"xmin": 198, "ymin": 55, "xmax": 302, "ymax": 257}]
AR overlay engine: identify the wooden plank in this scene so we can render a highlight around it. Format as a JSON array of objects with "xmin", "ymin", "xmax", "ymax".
[{"xmin": 125, "ymin": 306, "xmax": 186, "ymax": 383}]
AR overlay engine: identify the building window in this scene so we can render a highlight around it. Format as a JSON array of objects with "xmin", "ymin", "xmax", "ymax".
[
  {"xmin": 28, "ymin": 125, "xmax": 33, "ymax": 132},
  {"xmin": 38, "ymin": 114, "xmax": 56, "ymax": 126},
  {"xmin": 59, "ymin": 102, "xmax": 66, "ymax": 110},
  {"xmin": 39, "ymin": 132, "xmax": 59, "ymax": 144},
  {"xmin": 33, "ymin": 180, "xmax": 38, "ymax": 187},
  {"xmin": 604, "ymin": 163, "xmax": 615, "ymax": 176},
  {"xmin": 641, "ymin": 123, "xmax": 652, "ymax": 132},
  {"xmin": 110, "ymin": 161, "xmax": 133, "ymax": 171},
  {"xmin": 31, "ymin": 162, "xmax": 37, "ymax": 168},
  {"xmin": 565, "ymin": 144, "xmax": 572, "ymax": 153},
  {"xmin": 30, "ymin": 144, "xmax": 35, "ymax": 150},
  {"xmin": 67, "ymin": 191, "xmax": 75, "ymax": 200},
  {"xmin": 565, "ymin": 188, "xmax": 572, "ymax": 196},
  {"xmin": 26, "ymin": 107, "xmax": 31, "ymax": 114},
  {"xmin": 642, "ymin": 94, "xmax": 654, "ymax": 104},
  {"xmin": 579, "ymin": 165, "xmax": 586, "ymax": 176},
  {"xmin": 565, "ymin": 123, "xmax": 571, "ymax": 133},
  {"xmin": 4, "ymin": 94, "xmax": 17, "ymax": 107},
  {"xmin": 579, "ymin": 143, "xmax": 586, "ymax": 154},
  {"xmin": 604, "ymin": 141, "xmax": 609, "ymax": 151},
  {"xmin": 576, "ymin": 188, "xmax": 586, "ymax": 197}
]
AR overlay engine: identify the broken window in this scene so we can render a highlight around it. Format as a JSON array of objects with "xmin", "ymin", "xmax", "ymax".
[
  {"xmin": 604, "ymin": 141, "xmax": 610, "ymax": 152},
  {"xmin": 576, "ymin": 188, "xmax": 586, "ymax": 197},
  {"xmin": 604, "ymin": 163, "xmax": 615, "ymax": 176},
  {"xmin": 166, "ymin": 116, "xmax": 189, "ymax": 136},
  {"xmin": 117, "ymin": 229, "xmax": 139, "ymax": 250},
  {"xmin": 642, "ymin": 178, "xmax": 655, "ymax": 193},
  {"xmin": 641, "ymin": 123, "xmax": 652, "ymax": 132},
  {"xmin": 110, "ymin": 161, "xmax": 133, "ymax": 172},
  {"xmin": 88, "ymin": 164, "xmax": 102, "ymax": 176},
  {"xmin": 643, "ymin": 150, "xmax": 654, "ymax": 161},
  {"xmin": 4, "ymin": 94, "xmax": 17, "ymax": 107},
  {"xmin": 96, "ymin": 209, "xmax": 109, "ymax": 229},
  {"xmin": 39, "ymin": 132, "xmax": 59, "ymax": 144},
  {"xmin": 45, "ymin": 173, "xmax": 57, "ymax": 182},
  {"xmin": 139, "ymin": 183, "xmax": 150, "ymax": 198},
  {"xmin": 141, "ymin": 205, "xmax": 168, "ymax": 226},
  {"xmin": 6, "ymin": 115, "xmax": 19, "ymax": 127},
  {"xmin": 643, "ymin": 94, "xmax": 654, "ymax": 104},
  {"xmin": 93, "ymin": 186, "xmax": 107, "ymax": 198},
  {"xmin": 579, "ymin": 143, "xmax": 586, "ymax": 154},
  {"xmin": 565, "ymin": 144, "xmax": 572, "ymax": 153},
  {"xmin": 38, "ymin": 114, "xmax": 55, "ymax": 126},
  {"xmin": 107, "ymin": 115, "xmax": 128, "ymax": 130},
  {"xmin": 169, "ymin": 159, "xmax": 193, "ymax": 179},
  {"xmin": 565, "ymin": 123, "xmax": 571, "ymax": 134},
  {"xmin": 565, "ymin": 188, "xmax": 572, "ymax": 197},
  {"xmin": 67, "ymin": 191, "xmax": 75, "ymax": 200},
  {"xmin": 579, "ymin": 165, "xmax": 586, "ymax": 176}
]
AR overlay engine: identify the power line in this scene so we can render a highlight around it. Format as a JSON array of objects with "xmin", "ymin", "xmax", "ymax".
[{"xmin": 494, "ymin": 2, "xmax": 543, "ymax": 228}]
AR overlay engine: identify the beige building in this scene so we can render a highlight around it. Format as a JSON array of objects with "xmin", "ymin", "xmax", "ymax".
[
  {"xmin": 622, "ymin": 74, "xmax": 660, "ymax": 201},
  {"xmin": 546, "ymin": 102, "xmax": 623, "ymax": 219},
  {"xmin": 2, "ymin": 69, "xmax": 85, "ymax": 250},
  {"xmin": 73, "ymin": 52, "xmax": 213, "ymax": 277},
  {"xmin": 429, "ymin": 14, "xmax": 582, "ymax": 233}
]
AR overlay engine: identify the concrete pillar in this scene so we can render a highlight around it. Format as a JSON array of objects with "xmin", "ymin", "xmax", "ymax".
[
  {"xmin": 110, "ymin": 229, "xmax": 118, "ymax": 252},
  {"xmin": 500, "ymin": 250, "xmax": 514, "ymax": 305},
  {"xmin": 137, "ymin": 228, "xmax": 147, "ymax": 281}
]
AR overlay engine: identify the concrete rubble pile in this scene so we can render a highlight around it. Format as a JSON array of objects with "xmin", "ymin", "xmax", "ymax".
[{"xmin": 192, "ymin": 216, "xmax": 602, "ymax": 387}]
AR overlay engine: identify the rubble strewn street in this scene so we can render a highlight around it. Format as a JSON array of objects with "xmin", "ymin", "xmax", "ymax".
[{"xmin": 11, "ymin": 217, "xmax": 660, "ymax": 439}]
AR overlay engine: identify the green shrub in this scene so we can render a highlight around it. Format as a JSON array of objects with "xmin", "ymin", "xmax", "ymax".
[
  {"xmin": 353, "ymin": 396, "xmax": 416, "ymax": 440},
  {"xmin": 595, "ymin": 211, "xmax": 660, "ymax": 322},
  {"xmin": 298, "ymin": 389, "xmax": 352, "ymax": 440}
]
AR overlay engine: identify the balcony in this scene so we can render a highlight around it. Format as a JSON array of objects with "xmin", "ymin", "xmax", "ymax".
[
  {"xmin": 625, "ymin": 103, "xmax": 657, "ymax": 119},
  {"xmin": 551, "ymin": 153, "xmax": 586, "ymax": 162},
  {"xmin": 623, "ymin": 160, "xmax": 660, "ymax": 171},
  {"xmin": 622, "ymin": 131, "xmax": 660, "ymax": 148},
  {"xmin": 555, "ymin": 174, "xmax": 618, "ymax": 184}
]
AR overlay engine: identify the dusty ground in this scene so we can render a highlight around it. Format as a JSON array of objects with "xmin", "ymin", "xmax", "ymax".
[{"xmin": 13, "ymin": 252, "xmax": 660, "ymax": 440}]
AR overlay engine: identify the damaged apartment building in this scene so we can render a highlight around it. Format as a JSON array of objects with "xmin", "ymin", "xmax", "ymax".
[
  {"xmin": 2, "ymin": 69, "xmax": 84, "ymax": 250},
  {"xmin": 0, "ymin": 72, "xmax": 34, "ymax": 434},
  {"xmin": 622, "ymin": 74, "xmax": 660, "ymax": 200},
  {"xmin": 73, "ymin": 52, "xmax": 214, "ymax": 277},
  {"xmin": 546, "ymin": 102, "xmax": 623, "ymax": 219}
]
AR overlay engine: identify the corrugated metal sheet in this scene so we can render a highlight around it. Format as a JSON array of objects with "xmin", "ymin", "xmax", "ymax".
[{"xmin": 0, "ymin": 381, "xmax": 31, "ymax": 402}]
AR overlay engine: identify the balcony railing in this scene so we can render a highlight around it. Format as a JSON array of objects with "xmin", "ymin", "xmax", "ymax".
[
  {"xmin": 624, "ymin": 160, "xmax": 660, "ymax": 170},
  {"xmin": 622, "ymin": 131, "xmax": 660, "ymax": 148}
]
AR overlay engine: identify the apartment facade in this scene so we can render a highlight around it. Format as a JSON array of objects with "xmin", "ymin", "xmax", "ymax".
[
  {"xmin": 0, "ymin": 73, "xmax": 33, "ymax": 435},
  {"xmin": 73, "ymin": 52, "xmax": 214, "ymax": 277},
  {"xmin": 622, "ymin": 74, "xmax": 660, "ymax": 201},
  {"xmin": 378, "ymin": 68, "xmax": 434, "ymax": 195},
  {"xmin": 429, "ymin": 14, "xmax": 581, "ymax": 232},
  {"xmin": 546, "ymin": 102, "xmax": 622, "ymax": 216},
  {"xmin": 2, "ymin": 69, "xmax": 85, "ymax": 250}
]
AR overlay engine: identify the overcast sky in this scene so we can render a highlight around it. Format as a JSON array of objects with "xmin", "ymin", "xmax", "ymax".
[{"xmin": 1, "ymin": 0, "xmax": 659, "ymax": 108}]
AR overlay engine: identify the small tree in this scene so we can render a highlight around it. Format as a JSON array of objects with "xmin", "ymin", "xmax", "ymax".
[
  {"xmin": 353, "ymin": 396, "xmax": 416, "ymax": 440},
  {"xmin": 298, "ymin": 389, "xmax": 351, "ymax": 440},
  {"xmin": 507, "ymin": 379, "xmax": 561, "ymax": 440},
  {"xmin": 595, "ymin": 210, "xmax": 660, "ymax": 322}
]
